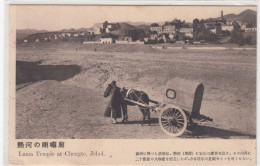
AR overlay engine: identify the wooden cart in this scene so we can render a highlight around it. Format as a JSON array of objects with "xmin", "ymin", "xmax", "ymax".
[{"xmin": 124, "ymin": 77, "xmax": 211, "ymax": 137}]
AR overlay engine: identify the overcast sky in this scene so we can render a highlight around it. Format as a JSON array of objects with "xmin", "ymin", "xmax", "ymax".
[{"xmin": 15, "ymin": 5, "xmax": 257, "ymax": 31}]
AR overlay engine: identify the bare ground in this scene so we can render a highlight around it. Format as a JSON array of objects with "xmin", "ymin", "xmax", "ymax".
[{"xmin": 16, "ymin": 42, "xmax": 256, "ymax": 139}]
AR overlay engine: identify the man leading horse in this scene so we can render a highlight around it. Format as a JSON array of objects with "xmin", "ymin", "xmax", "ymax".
[
  {"xmin": 103, "ymin": 81, "xmax": 127, "ymax": 124},
  {"xmin": 104, "ymin": 81, "xmax": 156, "ymax": 125}
]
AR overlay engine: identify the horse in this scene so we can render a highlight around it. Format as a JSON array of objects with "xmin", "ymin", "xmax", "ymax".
[{"xmin": 104, "ymin": 83, "xmax": 157, "ymax": 125}]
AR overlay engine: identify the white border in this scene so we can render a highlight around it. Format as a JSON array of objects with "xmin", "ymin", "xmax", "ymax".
[
  {"xmin": 1, "ymin": 1, "xmax": 3, "ymax": 166},
  {"xmin": 2, "ymin": 1, "xmax": 260, "ymax": 166},
  {"xmin": 5, "ymin": 0, "xmax": 260, "ymax": 5},
  {"xmin": 3, "ymin": 1, "xmax": 8, "ymax": 165}
]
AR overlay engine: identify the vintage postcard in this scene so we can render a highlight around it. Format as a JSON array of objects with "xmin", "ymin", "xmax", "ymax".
[{"xmin": 8, "ymin": 4, "xmax": 257, "ymax": 165}]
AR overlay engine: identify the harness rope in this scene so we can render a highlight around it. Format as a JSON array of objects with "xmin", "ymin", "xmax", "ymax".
[
  {"xmin": 126, "ymin": 89, "xmax": 147, "ymax": 106},
  {"xmin": 121, "ymin": 88, "xmax": 158, "ymax": 113}
]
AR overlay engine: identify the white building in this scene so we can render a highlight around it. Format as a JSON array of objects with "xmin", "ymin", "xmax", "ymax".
[
  {"xmin": 169, "ymin": 33, "xmax": 174, "ymax": 40},
  {"xmin": 241, "ymin": 24, "xmax": 247, "ymax": 31},
  {"xmin": 180, "ymin": 28, "xmax": 193, "ymax": 37},
  {"xmin": 100, "ymin": 38, "xmax": 115, "ymax": 44},
  {"xmin": 245, "ymin": 27, "xmax": 257, "ymax": 32},
  {"xmin": 150, "ymin": 26, "xmax": 163, "ymax": 34},
  {"xmin": 94, "ymin": 27, "xmax": 102, "ymax": 34},
  {"xmin": 105, "ymin": 28, "xmax": 111, "ymax": 33},
  {"xmin": 163, "ymin": 25, "xmax": 176, "ymax": 34},
  {"xmin": 124, "ymin": 36, "xmax": 132, "ymax": 42},
  {"xmin": 221, "ymin": 25, "xmax": 234, "ymax": 32}
]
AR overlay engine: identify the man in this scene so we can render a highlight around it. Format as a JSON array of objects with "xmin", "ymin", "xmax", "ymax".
[{"xmin": 104, "ymin": 81, "xmax": 122, "ymax": 124}]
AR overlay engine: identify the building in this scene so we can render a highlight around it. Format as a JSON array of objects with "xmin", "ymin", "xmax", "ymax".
[
  {"xmin": 204, "ymin": 11, "xmax": 226, "ymax": 26},
  {"xmin": 66, "ymin": 33, "xmax": 71, "ymax": 37},
  {"xmin": 221, "ymin": 25, "xmax": 234, "ymax": 32},
  {"xmin": 100, "ymin": 37, "xmax": 115, "ymax": 44},
  {"xmin": 163, "ymin": 25, "xmax": 176, "ymax": 34},
  {"xmin": 245, "ymin": 27, "xmax": 257, "ymax": 32},
  {"xmin": 150, "ymin": 26, "xmax": 163, "ymax": 34},
  {"xmin": 169, "ymin": 33, "xmax": 174, "ymax": 40},
  {"xmin": 226, "ymin": 21, "xmax": 233, "ymax": 26},
  {"xmin": 94, "ymin": 22, "xmax": 108, "ymax": 30},
  {"xmin": 241, "ymin": 24, "xmax": 247, "ymax": 31},
  {"xmin": 93, "ymin": 22, "xmax": 107, "ymax": 34},
  {"xmin": 221, "ymin": 10, "xmax": 224, "ymax": 20},
  {"xmin": 105, "ymin": 24, "xmax": 118, "ymax": 33},
  {"xmin": 105, "ymin": 28, "xmax": 111, "ymax": 33},
  {"xmin": 236, "ymin": 21, "xmax": 242, "ymax": 26},
  {"xmin": 150, "ymin": 25, "xmax": 176, "ymax": 34},
  {"xmin": 61, "ymin": 33, "xmax": 66, "ymax": 37},
  {"xmin": 210, "ymin": 24, "xmax": 222, "ymax": 35},
  {"xmin": 150, "ymin": 34, "xmax": 158, "ymax": 40},
  {"xmin": 107, "ymin": 24, "xmax": 118, "ymax": 30},
  {"xmin": 93, "ymin": 21, "xmax": 119, "ymax": 34},
  {"xmin": 94, "ymin": 27, "xmax": 103, "ymax": 34},
  {"xmin": 204, "ymin": 23, "xmax": 215, "ymax": 29},
  {"xmin": 180, "ymin": 28, "xmax": 193, "ymax": 37},
  {"xmin": 124, "ymin": 36, "xmax": 132, "ymax": 42},
  {"xmin": 143, "ymin": 37, "xmax": 149, "ymax": 42}
]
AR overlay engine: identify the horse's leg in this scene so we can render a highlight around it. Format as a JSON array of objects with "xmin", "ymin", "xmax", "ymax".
[
  {"xmin": 146, "ymin": 109, "xmax": 151, "ymax": 126},
  {"xmin": 124, "ymin": 105, "xmax": 128, "ymax": 121},
  {"xmin": 141, "ymin": 110, "xmax": 145, "ymax": 126},
  {"xmin": 121, "ymin": 104, "xmax": 128, "ymax": 122},
  {"xmin": 139, "ymin": 107, "xmax": 146, "ymax": 126}
]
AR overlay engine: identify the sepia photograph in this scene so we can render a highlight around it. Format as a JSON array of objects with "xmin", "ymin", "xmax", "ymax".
[
  {"xmin": 7, "ymin": 4, "xmax": 258, "ymax": 165},
  {"xmin": 14, "ymin": 5, "xmax": 257, "ymax": 140}
]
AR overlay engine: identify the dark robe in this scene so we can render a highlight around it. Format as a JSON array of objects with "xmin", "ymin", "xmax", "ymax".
[{"xmin": 104, "ymin": 86, "xmax": 122, "ymax": 119}]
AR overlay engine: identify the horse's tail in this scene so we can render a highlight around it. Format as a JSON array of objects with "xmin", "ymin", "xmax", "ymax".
[{"xmin": 149, "ymin": 99, "xmax": 158, "ymax": 104}]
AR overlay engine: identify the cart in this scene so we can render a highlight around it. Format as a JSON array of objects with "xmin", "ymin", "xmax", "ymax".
[{"xmin": 124, "ymin": 77, "xmax": 212, "ymax": 137}]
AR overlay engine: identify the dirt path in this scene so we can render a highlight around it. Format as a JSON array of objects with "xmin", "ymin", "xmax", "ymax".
[{"xmin": 16, "ymin": 80, "xmax": 255, "ymax": 139}]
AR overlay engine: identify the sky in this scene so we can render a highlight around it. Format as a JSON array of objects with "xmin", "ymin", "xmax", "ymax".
[{"xmin": 14, "ymin": 5, "xmax": 257, "ymax": 31}]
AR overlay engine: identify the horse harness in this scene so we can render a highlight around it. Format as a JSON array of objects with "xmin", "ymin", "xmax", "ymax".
[{"xmin": 125, "ymin": 88, "xmax": 147, "ymax": 106}]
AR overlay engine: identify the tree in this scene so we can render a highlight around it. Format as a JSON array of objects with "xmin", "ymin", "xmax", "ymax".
[
  {"xmin": 193, "ymin": 18, "xmax": 199, "ymax": 25},
  {"xmin": 151, "ymin": 23, "xmax": 159, "ymax": 27},
  {"xmin": 245, "ymin": 35, "xmax": 252, "ymax": 44},
  {"xmin": 230, "ymin": 29, "xmax": 245, "ymax": 46},
  {"xmin": 175, "ymin": 31, "xmax": 184, "ymax": 41},
  {"xmin": 163, "ymin": 22, "xmax": 169, "ymax": 26}
]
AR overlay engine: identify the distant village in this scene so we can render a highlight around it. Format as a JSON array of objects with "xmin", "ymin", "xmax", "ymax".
[{"xmin": 19, "ymin": 11, "xmax": 257, "ymax": 45}]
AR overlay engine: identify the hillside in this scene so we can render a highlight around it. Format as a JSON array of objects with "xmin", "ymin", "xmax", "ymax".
[
  {"xmin": 119, "ymin": 22, "xmax": 138, "ymax": 30},
  {"xmin": 236, "ymin": 9, "xmax": 257, "ymax": 24},
  {"xmin": 110, "ymin": 22, "xmax": 140, "ymax": 36},
  {"xmin": 216, "ymin": 9, "xmax": 257, "ymax": 25},
  {"xmin": 16, "ymin": 29, "xmax": 49, "ymax": 40},
  {"xmin": 16, "ymin": 28, "xmax": 91, "ymax": 40}
]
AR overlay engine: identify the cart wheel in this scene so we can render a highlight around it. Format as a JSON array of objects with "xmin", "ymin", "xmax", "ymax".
[{"xmin": 159, "ymin": 105, "xmax": 187, "ymax": 137}]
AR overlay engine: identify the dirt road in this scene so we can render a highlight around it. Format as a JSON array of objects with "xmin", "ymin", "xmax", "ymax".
[{"xmin": 16, "ymin": 42, "xmax": 256, "ymax": 139}]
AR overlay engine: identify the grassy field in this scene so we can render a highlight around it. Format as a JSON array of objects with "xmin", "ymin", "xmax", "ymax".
[{"xmin": 16, "ymin": 42, "xmax": 256, "ymax": 139}]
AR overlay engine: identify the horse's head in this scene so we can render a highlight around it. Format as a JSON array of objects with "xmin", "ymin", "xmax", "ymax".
[
  {"xmin": 104, "ymin": 81, "xmax": 117, "ymax": 97},
  {"xmin": 104, "ymin": 83, "xmax": 113, "ymax": 97}
]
